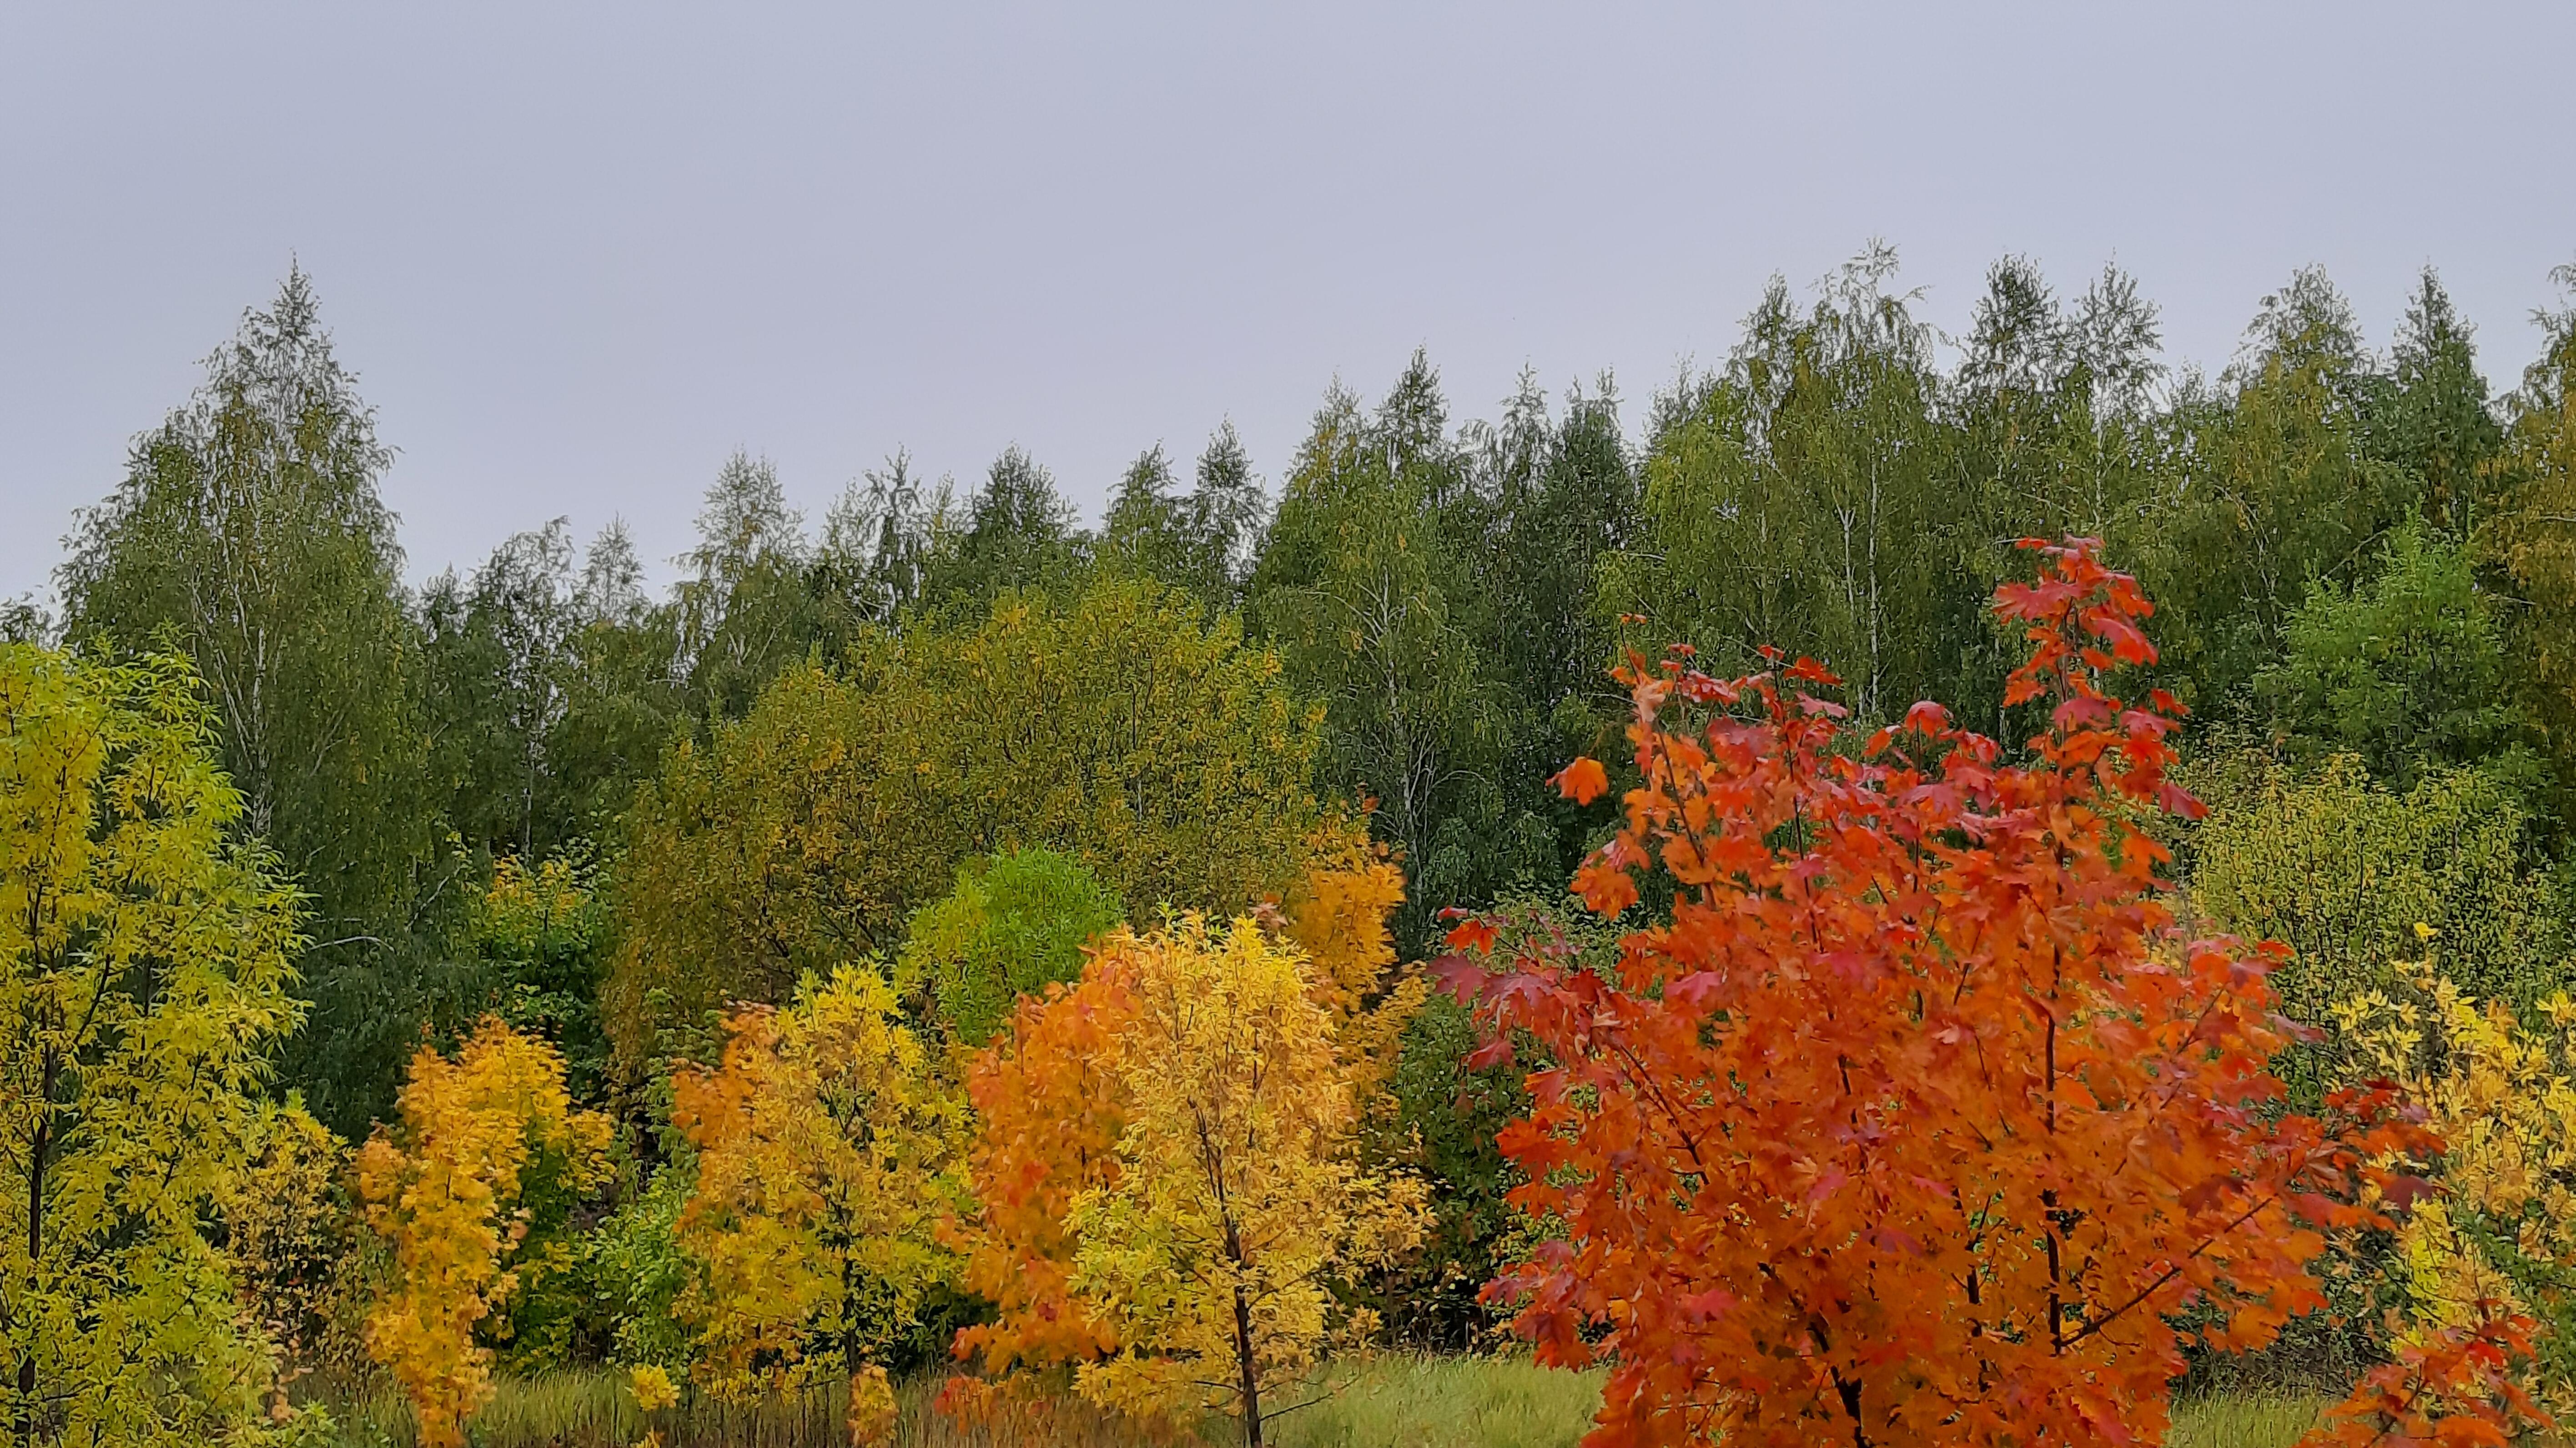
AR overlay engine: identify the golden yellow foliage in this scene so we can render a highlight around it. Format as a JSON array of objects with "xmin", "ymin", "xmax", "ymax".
[
  {"xmin": 671, "ymin": 966, "xmax": 964, "ymax": 1404},
  {"xmin": 1271, "ymin": 832, "xmax": 1426, "ymax": 1111},
  {"xmin": 355, "ymin": 1021, "xmax": 611, "ymax": 1448},
  {"xmin": 2335, "ymin": 930, "xmax": 2576, "ymax": 1405},
  {"xmin": 1065, "ymin": 917, "xmax": 1427, "ymax": 1448},
  {"xmin": 626, "ymin": 1362, "xmax": 679, "ymax": 1412},
  {"xmin": 0, "ymin": 644, "xmax": 308, "ymax": 1446}
]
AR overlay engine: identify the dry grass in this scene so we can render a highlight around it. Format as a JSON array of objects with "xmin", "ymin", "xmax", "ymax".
[
  {"xmin": 313, "ymin": 1370, "xmax": 1161, "ymax": 1448},
  {"xmin": 2166, "ymin": 1392, "xmax": 2330, "ymax": 1448},
  {"xmin": 312, "ymin": 1359, "xmax": 2340, "ymax": 1448}
]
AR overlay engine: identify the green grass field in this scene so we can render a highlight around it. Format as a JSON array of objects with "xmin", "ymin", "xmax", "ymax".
[{"xmin": 312, "ymin": 1358, "xmax": 2333, "ymax": 1448}]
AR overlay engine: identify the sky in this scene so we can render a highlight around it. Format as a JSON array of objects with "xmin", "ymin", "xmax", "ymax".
[{"xmin": 3, "ymin": 2, "xmax": 2571, "ymax": 605}]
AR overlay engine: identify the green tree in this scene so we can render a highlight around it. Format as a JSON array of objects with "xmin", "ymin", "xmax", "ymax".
[
  {"xmin": 2372, "ymin": 269, "xmax": 2506, "ymax": 539},
  {"xmin": 1250, "ymin": 357, "xmax": 1517, "ymax": 941},
  {"xmin": 423, "ymin": 520, "xmax": 581, "ymax": 861},
  {"xmin": 55, "ymin": 268, "xmax": 452, "ymax": 1132},
  {"xmin": 2489, "ymin": 263, "xmax": 2576, "ymax": 797},
  {"xmin": 605, "ymin": 573, "xmax": 1334, "ymax": 1068},
  {"xmin": 896, "ymin": 848, "xmax": 1125, "ymax": 1046},
  {"xmin": 819, "ymin": 452, "xmax": 952, "ymax": 628},
  {"xmin": 2135, "ymin": 267, "xmax": 2420, "ymax": 713},
  {"xmin": 1945, "ymin": 259, "xmax": 2171, "ymax": 732},
  {"xmin": 672, "ymin": 452, "xmax": 846, "ymax": 724},
  {"xmin": 1097, "ymin": 426, "xmax": 1270, "ymax": 613},
  {"xmin": 1603, "ymin": 247, "xmax": 1968, "ymax": 724},
  {"xmin": 925, "ymin": 447, "xmax": 1082, "ymax": 612},
  {"xmin": 0, "ymin": 644, "xmax": 308, "ymax": 1445},
  {"xmin": 546, "ymin": 520, "xmax": 688, "ymax": 836},
  {"xmin": 2253, "ymin": 522, "xmax": 2535, "ymax": 789}
]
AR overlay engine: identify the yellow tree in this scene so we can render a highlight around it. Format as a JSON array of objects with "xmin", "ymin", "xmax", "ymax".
[
  {"xmin": 355, "ymin": 1021, "xmax": 610, "ymax": 1448},
  {"xmin": 0, "ymin": 644, "xmax": 306, "ymax": 1448},
  {"xmin": 1271, "ymin": 834, "xmax": 1423, "ymax": 1105},
  {"xmin": 941, "ymin": 845, "xmax": 1416, "ymax": 1414},
  {"xmin": 1066, "ymin": 917, "xmax": 1426, "ymax": 1448},
  {"xmin": 671, "ymin": 966, "xmax": 963, "ymax": 1441},
  {"xmin": 2335, "ymin": 930, "xmax": 2576, "ymax": 1407}
]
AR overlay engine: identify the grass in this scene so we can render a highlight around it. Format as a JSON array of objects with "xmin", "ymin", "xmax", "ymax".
[
  {"xmin": 309, "ymin": 1360, "xmax": 2340, "ymax": 1448},
  {"xmin": 1269, "ymin": 1356, "xmax": 1606, "ymax": 1448},
  {"xmin": 2167, "ymin": 1393, "xmax": 2330, "ymax": 1448}
]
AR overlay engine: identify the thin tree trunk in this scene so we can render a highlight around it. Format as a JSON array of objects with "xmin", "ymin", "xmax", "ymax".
[
  {"xmin": 16, "ymin": 1052, "xmax": 54, "ymax": 1448},
  {"xmin": 1232, "ymin": 1280, "xmax": 1263, "ymax": 1448}
]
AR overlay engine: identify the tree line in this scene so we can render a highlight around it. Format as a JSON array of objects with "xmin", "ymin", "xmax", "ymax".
[{"xmin": 7, "ymin": 245, "xmax": 2576, "ymax": 1445}]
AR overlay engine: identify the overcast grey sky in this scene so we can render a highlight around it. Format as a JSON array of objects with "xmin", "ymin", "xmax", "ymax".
[{"xmin": 4, "ymin": 2, "xmax": 2571, "ymax": 603}]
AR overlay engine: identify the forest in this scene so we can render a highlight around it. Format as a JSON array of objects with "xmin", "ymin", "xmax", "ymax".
[{"xmin": 7, "ymin": 243, "xmax": 2576, "ymax": 1448}]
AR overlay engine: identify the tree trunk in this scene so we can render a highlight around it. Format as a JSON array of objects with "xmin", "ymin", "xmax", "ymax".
[
  {"xmin": 1232, "ymin": 1281, "xmax": 1263, "ymax": 1448},
  {"xmin": 15, "ymin": 1053, "xmax": 53, "ymax": 1448}
]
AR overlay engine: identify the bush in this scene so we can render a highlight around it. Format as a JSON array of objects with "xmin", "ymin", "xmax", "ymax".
[{"xmin": 897, "ymin": 849, "xmax": 1124, "ymax": 1046}]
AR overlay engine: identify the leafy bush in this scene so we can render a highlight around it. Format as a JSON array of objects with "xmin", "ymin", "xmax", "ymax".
[
  {"xmin": 898, "ymin": 849, "xmax": 1124, "ymax": 1046},
  {"xmin": 2189, "ymin": 751, "xmax": 2570, "ymax": 1083}
]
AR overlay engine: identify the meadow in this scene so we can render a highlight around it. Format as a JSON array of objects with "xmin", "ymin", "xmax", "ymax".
[{"xmin": 309, "ymin": 1362, "xmax": 2324, "ymax": 1448}]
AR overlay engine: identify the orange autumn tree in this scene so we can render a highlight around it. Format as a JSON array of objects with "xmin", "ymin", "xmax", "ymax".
[
  {"xmin": 356, "ymin": 1021, "xmax": 611, "ymax": 1448},
  {"xmin": 939, "ymin": 961, "xmax": 1142, "ymax": 1413},
  {"xmin": 942, "ymin": 846, "xmax": 1422, "ymax": 1432},
  {"xmin": 1436, "ymin": 538, "xmax": 2535, "ymax": 1448}
]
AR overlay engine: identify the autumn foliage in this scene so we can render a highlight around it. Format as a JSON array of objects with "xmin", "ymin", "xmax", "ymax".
[
  {"xmin": 670, "ymin": 965, "xmax": 962, "ymax": 1431},
  {"xmin": 944, "ymin": 961, "xmax": 1142, "ymax": 1397},
  {"xmin": 943, "ymin": 871, "xmax": 1428, "ymax": 1447},
  {"xmin": 1437, "ymin": 539, "xmax": 2537, "ymax": 1448},
  {"xmin": 356, "ymin": 1020, "xmax": 612, "ymax": 1448},
  {"xmin": 1064, "ymin": 916, "xmax": 1427, "ymax": 1445}
]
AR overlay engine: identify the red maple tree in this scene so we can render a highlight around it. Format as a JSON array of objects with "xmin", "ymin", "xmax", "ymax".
[{"xmin": 1438, "ymin": 538, "xmax": 2536, "ymax": 1448}]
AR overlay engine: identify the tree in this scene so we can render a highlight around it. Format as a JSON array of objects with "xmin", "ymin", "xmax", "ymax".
[
  {"xmin": 2253, "ymin": 522, "xmax": 2536, "ymax": 789},
  {"xmin": 2488, "ymin": 263, "xmax": 2576, "ymax": 800},
  {"xmin": 669, "ymin": 966, "xmax": 962, "ymax": 1438},
  {"xmin": 605, "ymin": 574, "xmax": 1335, "ymax": 1067},
  {"xmin": 2373, "ymin": 269, "xmax": 2505, "ymax": 540},
  {"xmin": 2335, "ymin": 941, "xmax": 2576, "ymax": 1407},
  {"xmin": 464, "ymin": 853, "xmax": 614, "ymax": 1101},
  {"xmin": 2135, "ymin": 267, "xmax": 2419, "ymax": 713},
  {"xmin": 1250, "ymin": 358, "xmax": 1518, "ymax": 943},
  {"xmin": 0, "ymin": 644, "xmax": 307, "ymax": 1446},
  {"xmin": 896, "ymin": 848, "xmax": 1125, "ymax": 1047},
  {"xmin": 355, "ymin": 1021, "xmax": 610, "ymax": 1448},
  {"xmin": 820, "ymin": 452, "xmax": 952, "ymax": 627},
  {"xmin": 221, "ymin": 1100, "xmax": 356, "ymax": 1381},
  {"xmin": 942, "ymin": 963, "xmax": 1142, "ymax": 1407},
  {"xmin": 1602, "ymin": 248, "xmax": 1966, "ymax": 729},
  {"xmin": 1436, "ymin": 540, "xmax": 2524, "ymax": 1448},
  {"xmin": 672, "ymin": 451, "xmax": 846, "ymax": 724},
  {"xmin": 545, "ymin": 519, "xmax": 689, "ymax": 837},
  {"xmin": 925, "ymin": 447, "xmax": 1082, "ymax": 612},
  {"xmin": 421, "ymin": 520, "xmax": 582, "ymax": 861},
  {"xmin": 55, "ymin": 268, "xmax": 449, "ymax": 1133},
  {"xmin": 1097, "ymin": 428, "xmax": 1272, "ymax": 613},
  {"xmin": 940, "ymin": 845, "xmax": 1415, "ymax": 1416},
  {"xmin": 1944, "ymin": 260, "xmax": 2171, "ymax": 734},
  {"xmin": 1063, "ymin": 917, "xmax": 1426, "ymax": 1448}
]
